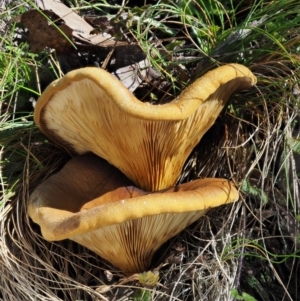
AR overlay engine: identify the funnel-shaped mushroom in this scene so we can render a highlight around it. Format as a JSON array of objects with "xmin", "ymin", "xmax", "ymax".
[
  {"xmin": 34, "ymin": 64, "xmax": 256, "ymax": 191},
  {"xmin": 28, "ymin": 154, "xmax": 239, "ymax": 273}
]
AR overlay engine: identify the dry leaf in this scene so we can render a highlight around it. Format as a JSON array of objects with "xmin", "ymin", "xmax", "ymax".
[
  {"xmin": 35, "ymin": 0, "xmax": 116, "ymax": 47},
  {"xmin": 112, "ymin": 59, "xmax": 149, "ymax": 92},
  {"xmin": 21, "ymin": 10, "xmax": 74, "ymax": 53}
]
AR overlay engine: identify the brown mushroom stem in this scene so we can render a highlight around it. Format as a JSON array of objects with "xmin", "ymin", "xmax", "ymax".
[
  {"xmin": 34, "ymin": 64, "xmax": 256, "ymax": 191},
  {"xmin": 28, "ymin": 154, "xmax": 239, "ymax": 273}
]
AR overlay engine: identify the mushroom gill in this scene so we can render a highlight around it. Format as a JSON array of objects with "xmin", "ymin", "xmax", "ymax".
[{"xmin": 28, "ymin": 154, "xmax": 239, "ymax": 273}]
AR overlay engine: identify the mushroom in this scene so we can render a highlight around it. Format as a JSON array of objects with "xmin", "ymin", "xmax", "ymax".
[
  {"xmin": 34, "ymin": 64, "xmax": 256, "ymax": 191},
  {"xmin": 28, "ymin": 153, "xmax": 239, "ymax": 273}
]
